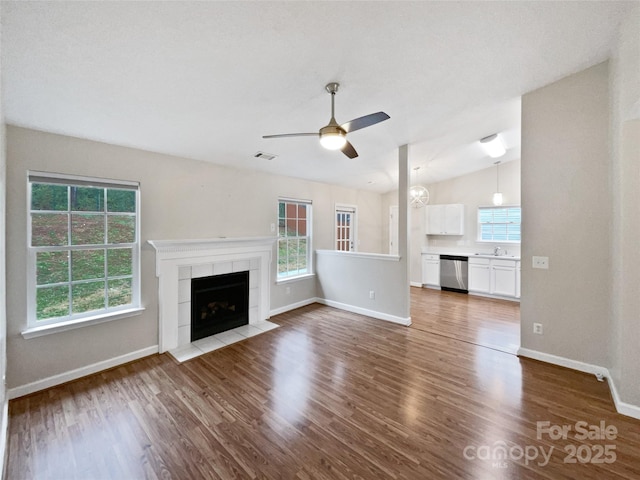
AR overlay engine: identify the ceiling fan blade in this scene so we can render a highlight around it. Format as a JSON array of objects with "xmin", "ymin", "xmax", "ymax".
[
  {"xmin": 341, "ymin": 141, "xmax": 358, "ymax": 159},
  {"xmin": 341, "ymin": 112, "xmax": 390, "ymax": 133},
  {"xmin": 262, "ymin": 133, "xmax": 317, "ymax": 139}
]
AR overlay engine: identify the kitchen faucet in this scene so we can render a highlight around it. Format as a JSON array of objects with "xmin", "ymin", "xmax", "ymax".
[{"xmin": 494, "ymin": 246, "xmax": 502, "ymax": 256}]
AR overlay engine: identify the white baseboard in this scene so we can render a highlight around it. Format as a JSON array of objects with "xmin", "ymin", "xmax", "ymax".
[
  {"xmin": 410, "ymin": 281, "xmax": 422, "ymax": 288},
  {"xmin": 517, "ymin": 347, "xmax": 609, "ymax": 376},
  {"xmin": 8, "ymin": 345, "xmax": 159, "ymax": 400},
  {"xmin": 269, "ymin": 298, "xmax": 318, "ymax": 317},
  {"xmin": 606, "ymin": 373, "xmax": 640, "ymax": 420},
  {"xmin": 518, "ymin": 347, "xmax": 640, "ymax": 420},
  {"xmin": 316, "ymin": 298, "xmax": 412, "ymax": 326}
]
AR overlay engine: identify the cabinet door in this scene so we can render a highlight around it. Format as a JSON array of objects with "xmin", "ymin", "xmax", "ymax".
[
  {"xmin": 443, "ymin": 204, "xmax": 464, "ymax": 235},
  {"xmin": 422, "ymin": 255, "xmax": 440, "ymax": 286},
  {"xmin": 424, "ymin": 261, "xmax": 440, "ymax": 286},
  {"xmin": 468, "ymin": 262, "xmax": 490, "ymax": 293},
  {"xmin": 426, "ymin": 205, "xmax": 444, "ymax": 234},
  {"xmin": 491, "ymin": 263, "xmax": 517, "ymax": 297}
]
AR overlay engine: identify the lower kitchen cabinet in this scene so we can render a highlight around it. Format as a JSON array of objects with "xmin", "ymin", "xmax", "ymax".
[
  {"xmin": 491, "ymin": 259, "xmax": 517, "ymax": 297},
  {"xmin": 469, "ymin": 256, "xmax": 519, "ymax": 300},
  {"xmin": 468, "ymin": 258, "xmax": 490, "ymax": 293},
  {"xmin": 422, "ymin": 254, "xmax": 440, "ymax": 287}
]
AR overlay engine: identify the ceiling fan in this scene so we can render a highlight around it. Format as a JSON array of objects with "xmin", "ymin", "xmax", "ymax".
[{"xmin": 262, "ymin": 82, "xmax": 390, "ymax": 159}]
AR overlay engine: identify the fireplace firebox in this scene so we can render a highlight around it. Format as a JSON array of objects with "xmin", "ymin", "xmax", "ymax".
[{"xmin": 191, "ymin": 271, "xmax": 249, "ymax": 341}]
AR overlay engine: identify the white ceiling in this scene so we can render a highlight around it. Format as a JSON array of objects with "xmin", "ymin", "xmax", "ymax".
[{"xmin": 1, "ymin": 1, "xmax": 631, "ymax": 193}]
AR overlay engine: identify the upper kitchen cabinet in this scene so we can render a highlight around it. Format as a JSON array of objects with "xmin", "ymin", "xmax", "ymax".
[{"xmin": 426, "ymin": 204, "xmax": 465, "ymax": 235}]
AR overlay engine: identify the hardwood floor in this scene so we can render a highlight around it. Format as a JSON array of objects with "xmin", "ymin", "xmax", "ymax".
[
  {"xmin": 411, "ymin": 287, "xmax": 520, "ymax": 354},
  {"xmin": 7, "ymin": 290, "xmax": 640, "ymax": 479}
]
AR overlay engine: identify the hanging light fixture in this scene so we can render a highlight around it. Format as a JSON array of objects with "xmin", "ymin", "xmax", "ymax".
[
  {"xmin": 480, "ymin": 133, "xmax": 506, "ymax": 158},
  {"xmin": 410, "ymin": 166, "xmax": 430, "ymax": 208},
  {"xmin": 493, "ymin": 161, "xmax": 503, "ymax": 206}
]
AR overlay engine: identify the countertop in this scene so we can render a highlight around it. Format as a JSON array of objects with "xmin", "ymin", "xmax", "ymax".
[{"xmin": 421, "ymin": 249, "xmax": 520, "ymax": 261}]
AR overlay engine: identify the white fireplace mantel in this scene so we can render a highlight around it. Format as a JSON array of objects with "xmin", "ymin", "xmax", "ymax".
[{"xmin": 148, "ymin": 237, "xmax": 276, "ymax": 352}]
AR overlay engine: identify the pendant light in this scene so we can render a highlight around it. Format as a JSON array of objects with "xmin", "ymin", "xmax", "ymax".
[
  {"xmin": 493, "ymin": 161, "xmax": 503, "ymax": 206},
  {"xmin": 410, "ymin": 166, "xmax": 430, "ymax": 208}
]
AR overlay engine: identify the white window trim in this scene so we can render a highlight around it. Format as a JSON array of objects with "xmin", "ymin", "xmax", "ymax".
[
  {"xmin": 334, "ymin": 203, "xmax": 358, "ymax": 252},
  {"xmin": 25, "ymin": 171, "xmax": 142, "ymax": 335},
  {"xmin": 22, "ymin": 307, "xmax": 145, "ymax": 339},
  {"xmin": 277, "ymin": 198, "xmax": 313, "ymax": 281},
  {"xmin": 477, "ymin": 204, "xmax": 522, "ymax": 243}
]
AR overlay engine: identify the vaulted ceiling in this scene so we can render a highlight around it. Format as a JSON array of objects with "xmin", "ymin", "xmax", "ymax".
[{"xmin": 1, "ymin": 1, "xmax": 632, "ymax": 192}]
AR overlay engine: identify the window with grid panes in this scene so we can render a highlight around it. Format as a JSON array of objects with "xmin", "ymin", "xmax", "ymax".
[
  {"xmin": 27, "ymin": 172, "xmax": 140, "ymax": 328},
  {"xmin": 277, "ymin": 199, "xmax": 311, "ymax": 279},
  {"xmin": 478, "ymin": 206, "xmax": 521, "ymax": 242}
]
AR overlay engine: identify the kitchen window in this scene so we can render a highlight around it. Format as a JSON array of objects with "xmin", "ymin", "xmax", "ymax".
[
  {"xmin": 26, "ymin": 172, "xmax": 141, "ymax": 335},
  {"xmin": 478, "ymin": 206, "xmax": 521, "ymax": 242},
  {"xmin": 277, "ymin": 198, "xmax": 312, "ymax": 279}
]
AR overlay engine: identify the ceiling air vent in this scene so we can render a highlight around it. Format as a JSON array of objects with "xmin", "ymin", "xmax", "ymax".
[{"xmin": 254, "ymin": 151, "xmax": 277, "ymax": 161}]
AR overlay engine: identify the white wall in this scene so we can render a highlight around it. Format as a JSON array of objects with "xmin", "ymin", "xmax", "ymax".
[
  {"xmin": 5, "ymin": 126, "xmax": 385, "ymax": 391},
  {"xmin": 520, "ymin": 62, "xmax": 611, "ymax": 368},
  {"xmin": 610, "ymin": 3, "xmax": 640, "ymax": 410}
]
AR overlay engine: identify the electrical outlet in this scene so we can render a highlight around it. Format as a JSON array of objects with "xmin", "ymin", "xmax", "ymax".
[
  {"xmin": 369, "ymin": 290, "xmax": 375, "ymax": 299},
  {"xmin": 285, "ymin": 286, "xmax": 290, "ymax": 295},
  {"xmin": 532, "ymin": 256, "xmax": 549, "ymax": 269},
  {"xmin": 270, "ymin": 223, "xmax": 276, "ymax": 233},
  {"xmin": 533, "ymin": 323, "xmax": 543, "ymax": 335}
]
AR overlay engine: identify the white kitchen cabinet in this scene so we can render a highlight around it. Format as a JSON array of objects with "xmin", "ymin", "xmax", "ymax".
[
  {"xmin": 491, "ymin": 259, "xmax": 517, "ymax": 297},
  {"xmin": 425, "ymin": 204, "xmax": 465, "ymax": 235},
  {"xmin": 468, "ymin": 257, "xmax": 490, "ymax": 293},
  {"xmin": 422, "ymin": 254, "xmax": 440, "ymax": 287},
  {"xmin": 469, "ymin": 256, "xmax": 519, "ymax": 300}
]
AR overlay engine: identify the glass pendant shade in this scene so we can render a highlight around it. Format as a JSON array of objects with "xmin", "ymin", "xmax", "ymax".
[
  {"xmin": 492, "ymin": 160, "xmax": 503, "ymax": 205},
  {"xmin": 410, "ymin": 185, "xmax": 430, "ymax": 208}
]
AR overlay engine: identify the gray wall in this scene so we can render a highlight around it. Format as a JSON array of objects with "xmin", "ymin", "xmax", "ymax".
[
  {"xmin": 520, "ymin": 62, "xmax": 611, "ymax": 367},
  {"xmin": 0, "ymin": 6, "xmax": 7, "ymax": 466},
  {"xmin": 610, "ymin": 4, "xmax": 640, "ymax": 408},
  {"xmin": 5, "ymin": 126, "xmax": 385, "ymax": 389},
  {"xmin": 316, "ymin": 146, "xmax": 411, "ymax": 322}
]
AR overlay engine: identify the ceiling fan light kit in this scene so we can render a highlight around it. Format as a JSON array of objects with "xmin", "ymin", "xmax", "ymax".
[
  {"xmin": 319, "ymin": 125, "xmax": 347, "ymax": 150},
  {"xmin": 480, "ymin": 133, "xmax": 506, "ymax": 158},
  {"xmin": 263, "ymin": 82, "xmax": 389, "ymax": 159}
]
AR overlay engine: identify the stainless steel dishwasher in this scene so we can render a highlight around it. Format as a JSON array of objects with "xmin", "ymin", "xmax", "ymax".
[{"xmin": 439, "ymin": 255, "xmax": 468, "ymax": 293}]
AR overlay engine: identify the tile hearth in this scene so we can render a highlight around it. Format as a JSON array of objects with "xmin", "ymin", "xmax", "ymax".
[{"xmin": 169, "ymin": 320, "xmax": 279, "ymax": 362}]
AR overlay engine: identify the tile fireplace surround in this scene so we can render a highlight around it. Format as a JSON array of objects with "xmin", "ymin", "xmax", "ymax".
[{"xmin": 148, "ymin": 237, "xmax": 276, "ymax": 353}]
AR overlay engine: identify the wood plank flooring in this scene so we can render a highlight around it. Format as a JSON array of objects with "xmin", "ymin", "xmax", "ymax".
[
  {"xmin": 6, "ymin": 289, "xmax": 640, "ymax": 479},
  {"xmin": 410, "ymin": 287, "xmax": 520, "ymax": 354}
]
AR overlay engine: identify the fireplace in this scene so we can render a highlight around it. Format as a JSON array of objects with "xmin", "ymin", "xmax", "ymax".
[
  {"xmin": 148, "ymin": 236, "xmax": 275, "ymax": 353},
  {"xmin": 191, "ymin": 271, "xmax": 249, "ymax": 341}
]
